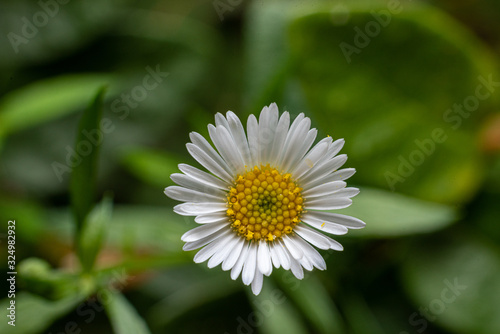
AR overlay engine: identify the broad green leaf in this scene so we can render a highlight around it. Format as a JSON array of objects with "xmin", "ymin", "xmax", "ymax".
[
  {"xmin": 0, "ymin": 74, "xmax": 111, "ymax": 138},
  {"xmin": 0, "ymin": 292, "xmax": 87, "ymax": 334},
  {"xmin": 248, "ymin": 280, "xmax": 309, "ymax": 334},
  {"xmin": 286, "ymin": 4, "xmax": 497, "ymax": 204},
  {"xmin": 276, "ymin": 273, "xmax": 346, "ymax": 334},
  {"xmin": 70, "ymin": 87, "xmax": 107, "ymax": 231},
  {"xmin": 105, "ymin": 291, "xmax": 152, "ymax": 334},
  {"xmin": 120, "ymin": 148, "xmax": 181, "ymax": 188},
  {"xmin": 338, "ymin": 188, "xmax": 458, "ymax": 237},
  {"xmin": 401, "ymin": 233, "xmax": 500, "ymax": 334},
  {"xmin": 78, "ymin": 195, "xmax": 113, "ymax": 272}
]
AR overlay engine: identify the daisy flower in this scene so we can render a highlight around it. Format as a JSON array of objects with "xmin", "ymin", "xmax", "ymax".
[{"xmin": 165, "ymin": 103, "xmax": 365, "ymax": 295}]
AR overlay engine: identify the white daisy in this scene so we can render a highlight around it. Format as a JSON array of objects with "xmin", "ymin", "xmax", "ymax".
[{"xmin": 165, "ymin": 103, "xmax": 365, "ymax": 295}]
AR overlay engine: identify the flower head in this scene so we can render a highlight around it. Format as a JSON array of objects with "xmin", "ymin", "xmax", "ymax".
[{"xmin": 165, "ymin": 103, "xmax": 365, "ymax": 295}]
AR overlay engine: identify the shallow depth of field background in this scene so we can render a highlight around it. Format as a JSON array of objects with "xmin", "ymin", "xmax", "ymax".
[{"xmin": 1, "ymin": 0, "xmax": 500, "ymax": 333}]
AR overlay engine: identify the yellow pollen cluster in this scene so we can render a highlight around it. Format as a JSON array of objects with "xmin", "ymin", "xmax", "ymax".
[{"xmin": 226, "ymin": 165, "xmax": 304, "ymax": 242}]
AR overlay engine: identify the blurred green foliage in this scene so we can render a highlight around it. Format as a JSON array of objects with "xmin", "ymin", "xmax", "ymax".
[{"xmin": 0, "ymin": 0, "xmax": 499, "ymax": 333}]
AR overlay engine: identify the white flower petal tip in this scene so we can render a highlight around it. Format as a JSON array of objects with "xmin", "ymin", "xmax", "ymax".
[{"xmin": 165, "ymin": 103, "xmax": 365, "ymax": 295}]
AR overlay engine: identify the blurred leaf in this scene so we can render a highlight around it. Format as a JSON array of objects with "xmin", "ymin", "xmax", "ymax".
[
  {"xmin": 47, "ymin": 205, "xmax": 188, "ymax": 254},
  {"xmin": 18, "ymin": 258, "xmax": 94, "ymax": 300},
  {"xmin": 248, "ymin": 280, "xmax": 309, "ymax": 334},
  {"xmin": 78, "ymin": 195, "xmax": 113, "ymax": 272},
  {"xmin": 339, "ymin": 188, "xmax": 458, "ymax": 237},
  {"xmin": 70, "ymin": 87, "xmax": 106, "ymax": 231},
  {"xmin": 0, "ymin": 292, "xmax": 86, "ymax": 334},
  {"xmin": 105, "ymin": 291, "xmax": 152, "ymax": 334},
  {"xmin": 277, "ymin": 273, "xmax": 346, "ymax": 333},
  {"xmin": 287, "ymin": 4, "xmax": 497, "ymax": 204},
  {"xmin": 0, "ymin": 74, "xmax": 111, "ymax": 138},
  {"xmin": 342, "ymin": 292, "xmax": 385, "ymax": 334},
  {"xmin": 0, "ymin": 198, "xmax": 44, "ymax": 244},
  {"xmin": 401, "ymin": 232, "xmax": 500, "ymax": 334},
  {"xmin": 120, "ymin": 148, "xmax": 182, "ymax": 188}
]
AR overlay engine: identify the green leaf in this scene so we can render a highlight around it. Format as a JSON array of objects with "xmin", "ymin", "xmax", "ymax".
[
  {"xmin": 276, "ymin": 273, "xmax": 346, "ymax": 334},
  {"xmin": 286, "ymin": 4, "xmax": 497, "ymax": 204},
  {"xmin": 338, "ymin": 187, "xmax": 458, "ymax": 237},
  {"xmin": 0, "ymin": 292, "xmax": 87, "ymax": 334},
  {"xmin": 70, "ymin": 87, "xmax": 107, "ymax": 231},
  {"xmin": 78, "ymin": 195, "xmax": 113, "ymax": 272},
  {"xmin": 0, "ymin": 74, "xmax": 111, "ymax": 139},
  {"xmin": 120, "ymin": 148, "xmax": 181, "ymax": 188},
  {"xmin": 105, "ymin": 291, "xmax": 152, "ymax": 334},
  {"xmin": 401, "ymin": 232, "xmax": 500, "ymax": 334}
]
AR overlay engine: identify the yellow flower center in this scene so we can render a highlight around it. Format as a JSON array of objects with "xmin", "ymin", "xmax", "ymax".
[{"xmin": 226, "ymin": 165, "xmax": 304, "ymax": 242}]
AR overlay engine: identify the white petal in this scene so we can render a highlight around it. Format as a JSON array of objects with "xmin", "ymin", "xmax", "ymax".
[
  {"xmin": 300, "ymin": 154, "xmax": 347, "ymax": 187},
  {"xmin": 298, "ymin": 254, "xmax": 314, "ymax": 271},
  {"xmin": 193, "ymin": 232, "xmax": 234, "ymax": 264},
  {"xmin": 301, "ymin": 213, "xmax": 349, "ymax": 235},
  {"xmin": 215, "ymin": 112, "xmax": 230, "ymax": 129},
  {"xmin": 226, "ymin": 111, "xmax": 252, "ymax": 168},
  {"xmin": 186, "ymin": 143, "xmax": 233, "ymax": 183},
  {"xmin": 207, "ymin": 233, "xmax": 240, "ymax": 268},
  {"xmin": 280, "ymin": 120, "xmax": 314, "ymax": 172},
  {"xmin": 334, "ymin": 187, "xmax": 360, "ymax": 198},
  {"xmin": 251, "ymin": 268, "xmax": 264, "ymax": 295},
  {"xmin": 164, "ymin": 186, "xmax": 222, "ymax": 203},
  {"xmin": 181, "ymin": 221, "xmax": 228, "ymax": 242},
  {"xmin": 305, "ymin": 211, "xmax": 366, "ymax": 229},
  {"xmin": 194, "ymin": 212, "xmax": 227, "ymax": 224},
  {"xmin": 294, "ymin": 225, "xmax": 332, "ymax": 250},
  {"xmin": 170, "ymin": 173, "xmax": 227, "ymax": 197},
  {"xmin": 222, "ymin": 238, "xmax": 245, "ymax": 271},
  {"xmin": 292, "ymin": 141, "xmax": 330, "ymax": 179},
  {"xmin": 282, "ymin": 234, "xmax": 303, "ymax": 260},
  {"xmin": 315, "ymin": 138, "xmax": 345, "ymax": 167},
  {"xmin": 178, "ymin": 163, "xmax": 230, "ymax": 190},
  {"xmin": 296, "ymin": 225, "xmax": 344, "ymax": 251},
  {"xmin": 293, "ymin": 235, "xmax": 327, "ymax": 270},
  {"xmin": 183, "ymin": 228, "xmax": 231, "ymax": 251},
  {"xmin": 268, "ymin": 112, "xmax": 290, "ymax": 167},
  {"xmin": 269, "ymin": 243, "xmax": 281, "ymax": 269},
  {"xmin": 247, "ymin": 115, "xmax": 259, "ymax": 167},
  {"xmin": 305, "ymin": 197, "xmax": 352, "ymax": 210},
  {"xmin": 189, "ymin": 132, "xmax": 233, "ymax": 176},
  {"xmin": 174, "ymin": 202, "xmax": 227, "ymax": 216},
  {"xmin": 305, "ymin": 168, "xmax": 356, "ymax": 189},
  {"xmin": 286, "ymin": 129, "xmax": 318, "ymax": 173},
  {"xmin": 258, "ymin": 104, "xmax": 279, "ymax": 164},
  {"xmin": 242, "ymin": 242, "xmax": 258, "ymax": 285},
  {"xmin": 257, "ymin": 240, "xmax": 272, "ymax": 276},
  {"xmin": 208, "ymin": 125, "xmax": 245, "ymax": 174},
  {"xmin": 302, "ymin": 181, "xmax": 346, "ymax": 198},
  {"xmin": 276, "ymin": 113, "xmax": 305, "ymax": 166},
  {"xmin": 288, "ymin": 254, "xmax": 304, "ymax": 280},
  {"xmin": 230, "ymin": 242, "xmax": 250, "ymax": 279},
  {"xmin": 275, "ymin": 240, "xmax": 291, "ymax": 270}
]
